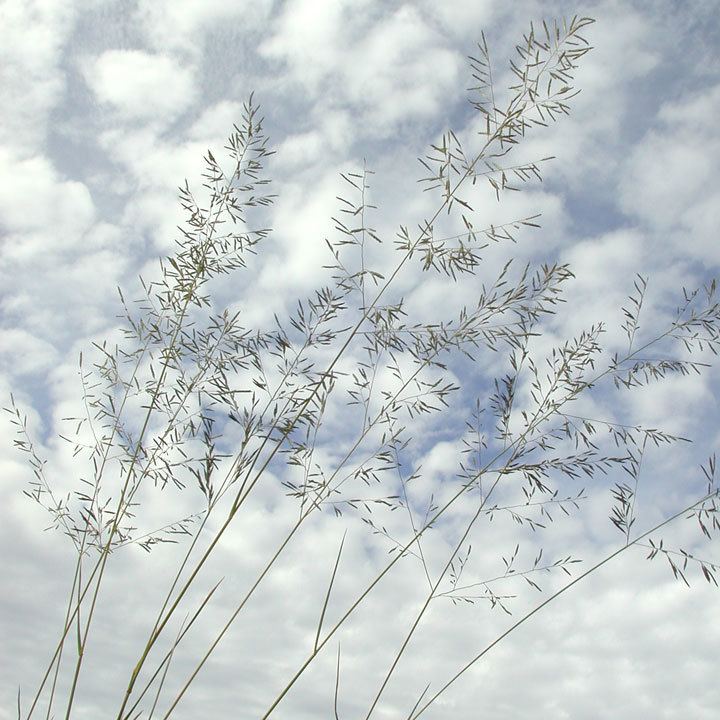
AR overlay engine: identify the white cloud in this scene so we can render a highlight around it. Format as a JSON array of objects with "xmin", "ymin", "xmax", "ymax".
[
  {"xmin": 0, "ymin": 328, "xmax": 58, "ymax": 376},
  {"xmin": 559, "ymin": 229, "xmax": 645, "ymax": 338},
  {"xmin": 259, "ymin": 0, "xmax": 370, "ymax": 89},
  {"xmin": 420, "ymin": 0, "xmax": 497, "ymax": 37},
  {"xmin": 0, "ymin": 147, "xmax": 95, "ymax": 239},
  {"xmin": 134, "ymin": 0, "xmax": 273, "ymax": 56},
  {"xmin": 274, "ymin": 109, "xmax": 355, "ymax": 172},
  {"xmin": 186, "ymin": 100, "xmax": 244, "ymax": 141},
  {"xmin": 343, "ymin": 5, "xmax": 461, "ymax": 131},
  {"xmin": 0, "ymin": 0, "xmax": 77, "ymax": 153},
  {"xmin": 0, "ymin": 147, "xmax": 113, "ymax": 344},
  {"xmin": 254, "ymin": 169, "xmax": 346, "ymax": 303},
  {"xmin": 260, "ymin": 2, "xmax": 463, "ymax": 135},
  {"xmin": 619, "ymin": 83, "xmax": 720, "ymax": 266},
  {"xmin": 83, "ymin": 50, "xmax": 197, "ymax": 123}
]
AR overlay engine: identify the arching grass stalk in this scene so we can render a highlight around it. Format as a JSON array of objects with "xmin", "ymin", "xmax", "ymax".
[
  {"xmin": 259, "ymin": 308, "xmax": 710, "ymax": 718},
  {"xmin": 115, "ymin": 60, "xmax": 520, "ymax": 716},
  {"xmin": 408, "ymin": 488, "xmax": 719, "ymax": 719}
]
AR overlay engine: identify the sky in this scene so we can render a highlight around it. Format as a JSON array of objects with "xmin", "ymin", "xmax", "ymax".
[{"xmin": 1, "ymin": 0, "xmax": 720, "ymax": 718}]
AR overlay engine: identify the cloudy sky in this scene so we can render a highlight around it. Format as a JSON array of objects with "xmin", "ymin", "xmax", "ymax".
[{"xmin": 1, "ymin": 0, "xmax": 720, "ymax": 718}]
